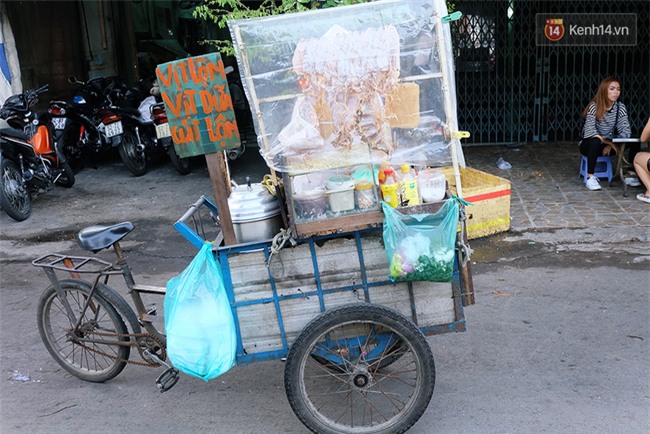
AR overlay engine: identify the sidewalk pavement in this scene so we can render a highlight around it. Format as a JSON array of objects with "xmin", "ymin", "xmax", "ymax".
[
  {"xmin": 461, "ymin": 142, "xmax": 650, "ymax": 257},
  {"xmin": 463, "ymin": 142, "xmax": 650, "ymax": 230}
]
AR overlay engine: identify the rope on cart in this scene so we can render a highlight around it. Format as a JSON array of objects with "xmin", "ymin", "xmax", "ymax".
[
  {"xmin": 454, "ymin": 196, "xmax": 472, "ymax": 267},
  {"xmin": 267, "ymin": 227, "xmax": 297, "ymax": 278}
]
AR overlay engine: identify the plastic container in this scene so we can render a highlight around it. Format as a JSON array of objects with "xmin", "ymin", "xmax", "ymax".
[
  {"xmin": 380, "ymin": 168, "xmax": 400, "ymax": 208},
  {"xmin": 293, "ymin": 189, "xmax": 327, "ymax": 219},
  {"xmin": 328, "ymin": 189, "xmax": 355, "ymax": 212},
  {"xmin": 418, "ymin": 168, "xmax": 446, "ymax": 203},
  {"xmin": 355, "ymin": 180, "xmax": 376, "ymax": 210},
  {"xmin": 326, "ymin": 175, "xmax": 355, "ymax": 212},
  {"xmin": 399, "ymin": 164, "xmax": 420, "ymax": 206}
]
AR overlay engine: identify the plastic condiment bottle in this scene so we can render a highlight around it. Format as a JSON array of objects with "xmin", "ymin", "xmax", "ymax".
[
  {"xmin": 399, "ymin": 164, "xmax": 420, "ymax": 206},
  {"xmin": 380, "ymin": 168, "xmax": 400, "ymax": 208}
]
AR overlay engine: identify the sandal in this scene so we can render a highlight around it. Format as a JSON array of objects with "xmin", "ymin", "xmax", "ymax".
[{"xmin": 636, "ymin": 193, "xmax": 650, "ymax": 204}]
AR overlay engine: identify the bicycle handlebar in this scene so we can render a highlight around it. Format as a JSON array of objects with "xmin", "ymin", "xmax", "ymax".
[
  {"xmin": 176, "ymin": 196, "xmax": 207, "ymax": 225},
  {"xmin": 174, "ymin": 196, "xmax": 220, "ymax": 251}
]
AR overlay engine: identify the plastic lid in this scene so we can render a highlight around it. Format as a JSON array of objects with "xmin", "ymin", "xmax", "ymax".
[
  {"xmin": 401, "ymin": 164, "xmax": 411, "ymax": 173},
  {"xmin": 384, "ymin": 168, "xmax": 395, "ymax": 176},
  {"xmin": 355, "ymin": 180, "xmax": 373, "ymax": 190},
  {"xmin": 327, "ymin": 175, "xmax": 355, "ymax": 191}
]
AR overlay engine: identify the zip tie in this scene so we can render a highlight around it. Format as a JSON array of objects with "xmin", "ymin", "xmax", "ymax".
[
  {"xmin": 452, "ymin": 194, "xmax": 473, "ymax": 206},
  {"xmin": 451, "ymin": 131, "xmax": 471, "ymax": 139},
  {"xmin": 442, "ymin": 11, "xmax": 463, "ymax": 23}
]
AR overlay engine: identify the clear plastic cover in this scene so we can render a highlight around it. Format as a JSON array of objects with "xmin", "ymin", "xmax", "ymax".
[{"xmin": 229, "ymin": 0, "xmax": 465, "ymax": 176}]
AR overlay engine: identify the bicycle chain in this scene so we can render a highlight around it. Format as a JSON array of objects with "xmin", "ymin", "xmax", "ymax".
[{"xmin": 74, "ymin": 330, "xmax": 166, "ymax": 368}]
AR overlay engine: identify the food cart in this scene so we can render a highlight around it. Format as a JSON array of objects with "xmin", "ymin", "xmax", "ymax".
[
  {"xmin": 173, "ymin": 1, "xmax": 475, "ymax": 432},
  {"xmin": 31, "ymin": 3, "xmax": 478, "ymax": 432}
]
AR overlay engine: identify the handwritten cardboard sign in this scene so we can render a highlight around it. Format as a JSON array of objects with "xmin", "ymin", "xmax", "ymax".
[{"xmin": 156, "ymin": 53, "xmax": 240, "ymax": 158}]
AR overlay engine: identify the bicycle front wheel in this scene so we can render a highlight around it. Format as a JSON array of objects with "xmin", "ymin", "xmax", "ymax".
[
  {"xmin": 37, "ymin": 279, "xmax": 129, "ymax": 382},
  {"xmin": 284, "ymin": 304, "xmax": 435, "ymax": 434}
]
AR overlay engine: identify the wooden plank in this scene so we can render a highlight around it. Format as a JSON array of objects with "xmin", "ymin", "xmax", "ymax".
[
  {"xmin": 225, "ymin": 233, "xmax": 457, "ymax": 355},
  {"xmin": 205, "ymin": 152, "xmax": 237, "ymax": 245}
]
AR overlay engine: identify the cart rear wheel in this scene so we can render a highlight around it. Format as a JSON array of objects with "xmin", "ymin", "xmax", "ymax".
[{"xmin": 284, "ymin": 304, "xmax": 435, "ymax": 434}]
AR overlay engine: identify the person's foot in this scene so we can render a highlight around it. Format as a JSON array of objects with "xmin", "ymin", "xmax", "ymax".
[
  {"xmin": 636, "ymin": 193, "xmax": 650, "ymax": 204},
  {"xmin": 625, "ymin": 176, "xmax": 641, "ymax": 187},
  {"xmin": 586, "ymin": 176, "xmax": 601, "ymax": 191}
]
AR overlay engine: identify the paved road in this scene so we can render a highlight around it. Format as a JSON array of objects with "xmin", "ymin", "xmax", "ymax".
[{"xmin": 1, "ymin": 151, "xmax": 648, "ymax": 433}]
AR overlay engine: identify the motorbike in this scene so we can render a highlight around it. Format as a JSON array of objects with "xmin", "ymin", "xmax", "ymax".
[
  {"xmin": 110, "ymin": 79, "xmax": 192, "ymax": 176},
  {"xmin": 225, "ymin": 66, "xmax": 253, "ymax": 161},
  {"xmin": 149, "ymin": 99, "xmax": 192, "ymax": 175},
  {"xmin": 49, "ymin": 75, "xmax": 145, "ymax": 175},
  {"xmin": 0, "ymin": 85, "xmax": 75, "ymax": 221}
]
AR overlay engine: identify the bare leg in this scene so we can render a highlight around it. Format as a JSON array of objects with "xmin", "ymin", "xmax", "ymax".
[{"xmin": 633, "ymin": 152, "xmax": 650, "ymax": 196}]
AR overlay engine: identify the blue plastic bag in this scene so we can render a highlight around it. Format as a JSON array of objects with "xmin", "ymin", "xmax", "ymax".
[
  {"xmin": 164, "ymin": 242, "xmax": 237, "ymax": 381},
  {"xmin": 382, "ymin": 200, "xmax": 459, "ymax": 282}
]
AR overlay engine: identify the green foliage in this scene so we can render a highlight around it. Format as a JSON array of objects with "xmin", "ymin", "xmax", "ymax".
[
  {"xmin": 194, "ymin": 0, "xmax": 370, "ymax": 56},
  {"xmin": 194, "ymin": 0, "xmax": 459, "ymax": 57}
]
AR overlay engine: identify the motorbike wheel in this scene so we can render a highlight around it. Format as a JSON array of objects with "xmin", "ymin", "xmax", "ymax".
[
  {"xmin": 118, "ymin": 129, "xmax": 147, "ymax": 176},
  {"xmin": 226, "ymin": 142, "xmax": 246, "ymax": 161},
  {"xmin": 0, "ymin": 158, "xmax": 32, "ymax": 221},
  {"xmin": 58, "ymin": 126, "xmax": 84, "ymax": 171},
  {"xmin": 55, "ymin": 163, "xmax": 75, "ymax": 188},
  {"xmin": 167, "ymin": 143, "xmax": 192, "ymax": 175}
]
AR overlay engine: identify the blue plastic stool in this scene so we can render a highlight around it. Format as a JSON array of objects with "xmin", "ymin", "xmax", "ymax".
[{"xmin": 579, "ymin": 155, "xmax": 613, "ymax": 184}]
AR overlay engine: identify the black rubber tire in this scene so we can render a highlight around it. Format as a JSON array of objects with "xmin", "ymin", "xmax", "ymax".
[
  {"xmin": 167, "ymin": 142, "xmax": 192, "ymax": 175},
  {"xmin": 37, "ymin": 279, "xmax": 129, "ymax": 383},
  {"xmin": 0, "ymin": 158, "xmax": 32, "ymax": 221},
  {"xmin": 54, "ymin": 162, "xmax": 75, "ymax": 188},
  {"xmin": 284, "ymin": 304, "xmax": 435, "ymax": 434},
  {"xmin": 58, "ymin": 124, "xmax": 85, "ymax": 171},
  {"xmin": 118, "ymin": 129, "xmax": 147, "ymax": 176}
]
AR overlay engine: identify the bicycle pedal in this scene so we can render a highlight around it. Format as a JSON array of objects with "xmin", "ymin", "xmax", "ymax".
[{"xmin": 156, "ymin": 367, "xmax": 179, "ymax": 393}]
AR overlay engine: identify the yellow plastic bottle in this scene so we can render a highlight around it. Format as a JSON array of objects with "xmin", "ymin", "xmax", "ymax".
[
  {"xmin": 399, "ymin": 164, "xmax": 420, "ymax": 206},
  {"xmin": 380, "ymin": 168, "xmax": 400, "ymax": 208}
]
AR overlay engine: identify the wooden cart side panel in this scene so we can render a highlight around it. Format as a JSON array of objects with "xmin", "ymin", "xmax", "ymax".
[{"xmin": 225, "ymin": 233, "xmax": 456, "ymax": 356}]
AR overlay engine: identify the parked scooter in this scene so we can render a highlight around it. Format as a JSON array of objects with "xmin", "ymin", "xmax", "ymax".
[
  {"xmin": 49, "ymin": 75, "xmax": 145, "ymax": 175},
  {"xmin": 225, "ymin": 66, "xmax": 252, "ymax": 161},
  {"xmin": 0, "ymin": 85, "xmax": 75, "ymax": 221},
  {"xmin": 109, "ymin": 79, "xmax": 192, "ymax": 176},
  {"xmin": 148, "ymin": 82, "xmax": 192, "ymax": 175}
]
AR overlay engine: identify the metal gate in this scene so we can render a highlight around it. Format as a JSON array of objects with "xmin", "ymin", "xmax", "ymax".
[{"xmin": 452, "ymin": 0, "xmax": 650, "ymax": 144}]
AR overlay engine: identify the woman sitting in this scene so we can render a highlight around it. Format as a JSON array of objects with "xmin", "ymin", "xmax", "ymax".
[{"xmin": 579, "ymin": 77, "xmax": 631, "ymax": 191}]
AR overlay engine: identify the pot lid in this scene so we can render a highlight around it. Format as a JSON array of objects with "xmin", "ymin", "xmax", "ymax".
[{"xmin": 228, "ymin": 179, "xmax": 281, "ymax": 223}]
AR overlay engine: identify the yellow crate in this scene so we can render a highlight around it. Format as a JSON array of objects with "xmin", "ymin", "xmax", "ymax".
[{"xmin": 441, "ymin": 167, "xmax": 511, "ymax": 239}]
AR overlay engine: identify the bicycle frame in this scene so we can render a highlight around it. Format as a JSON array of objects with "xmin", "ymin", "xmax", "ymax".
[{"xmin": 33, "ymin": 243, "xmax": 167, "ymax": 350}]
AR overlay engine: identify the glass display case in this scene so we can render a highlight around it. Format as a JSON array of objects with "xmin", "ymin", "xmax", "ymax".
[{"xmin": 229, "ymin": 0, "xmax": 465, "ymax": 237}]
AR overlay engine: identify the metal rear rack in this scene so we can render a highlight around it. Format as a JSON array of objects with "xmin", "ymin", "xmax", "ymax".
[{"xmin": 32, "ymin": 253, "xmax": 115, "ymax": 274}]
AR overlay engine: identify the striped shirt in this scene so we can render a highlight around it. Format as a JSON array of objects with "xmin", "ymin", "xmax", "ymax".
[{"xmin": 582, "ymin": 101, "xmax": 631, "ymax": 139}]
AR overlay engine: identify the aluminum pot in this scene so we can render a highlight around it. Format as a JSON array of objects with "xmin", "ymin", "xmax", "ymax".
[{"xmin": 228, "ymin": 180, "xmax": 284, "ymax": 243}]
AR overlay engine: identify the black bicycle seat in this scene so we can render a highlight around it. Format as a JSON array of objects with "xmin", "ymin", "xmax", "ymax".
[{"xmin": 78, "ymin": 222, "xmax": 134, "ymax": 252}]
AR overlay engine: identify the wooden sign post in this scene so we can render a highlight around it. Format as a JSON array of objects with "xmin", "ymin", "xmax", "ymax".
[{"xmin": 156, "ymin": 53, "xmax": 241, "ymax": 245}]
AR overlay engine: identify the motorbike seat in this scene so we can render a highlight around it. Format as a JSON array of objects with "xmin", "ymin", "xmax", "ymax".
[
  {"xmin": 121, "ymin": 107, "xmax": 141, "ymax": 117},
  {"xmin": 0, "ymin": 127, "xmax": 29, "ymax": 142},
  {"xmin": 78, "ymin": 222, "xmax": 135, "ymax": 253}
]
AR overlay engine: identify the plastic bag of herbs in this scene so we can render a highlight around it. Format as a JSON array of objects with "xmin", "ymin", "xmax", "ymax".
[{"xmin": 382, "ymin": 199, "xmax": 459, "ymax": 283}]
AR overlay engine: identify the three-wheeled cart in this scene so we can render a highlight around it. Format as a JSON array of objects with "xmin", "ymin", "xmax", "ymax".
[{"xmin": 180, "ymin": 1, "xmax": 474, "ymax": 432}]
